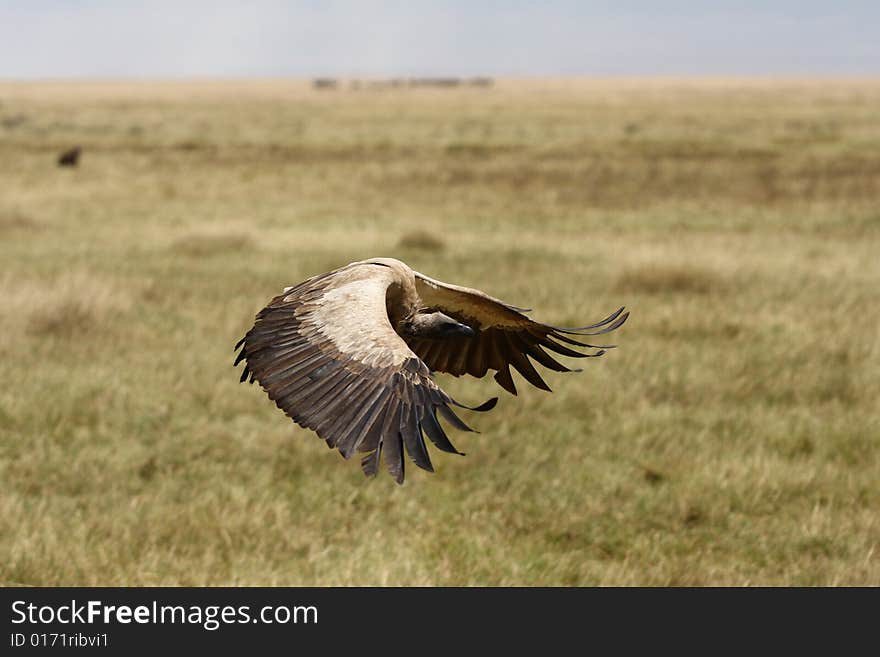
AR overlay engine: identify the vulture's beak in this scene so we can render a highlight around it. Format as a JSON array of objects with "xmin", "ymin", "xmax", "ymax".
[{"xmin": 452, "ymin": 322, "xmax": 476, "ymax": 338}]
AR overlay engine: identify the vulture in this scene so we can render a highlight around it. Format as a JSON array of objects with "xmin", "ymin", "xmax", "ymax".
[{"xmin": 234, "ymin": 257, "xmax": 628, "ymax": 483}]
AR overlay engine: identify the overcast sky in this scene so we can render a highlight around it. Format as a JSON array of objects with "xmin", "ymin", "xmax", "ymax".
[{"xmin": 1, "ymin": 1, "xmax": 877, "ymax": 79}]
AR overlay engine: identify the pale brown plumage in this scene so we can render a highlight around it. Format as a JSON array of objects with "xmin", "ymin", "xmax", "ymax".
[{"xmin": 234, "ymin": 257, "xmax": 628, "ymax": 483}]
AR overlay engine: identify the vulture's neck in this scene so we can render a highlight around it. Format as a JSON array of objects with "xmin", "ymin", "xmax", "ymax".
[{"xmin": 385, "ymin": 275, "xmax": 421, "ymax": 331}]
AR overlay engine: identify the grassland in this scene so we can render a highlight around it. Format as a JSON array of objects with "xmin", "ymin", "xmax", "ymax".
[{"xmin": 1, "ymin": 78, "xmax": 878, "ymax": 585}]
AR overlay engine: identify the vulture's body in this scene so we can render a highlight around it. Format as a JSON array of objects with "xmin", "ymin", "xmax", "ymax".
[{"xmin": 235, "ymin": 258, "xmax": 628, "ymax": 483}]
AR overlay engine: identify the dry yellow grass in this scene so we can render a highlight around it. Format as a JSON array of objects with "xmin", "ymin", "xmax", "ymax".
[{"xmin": 0, "ymin": 79, "xmax": 878, "ymax": 585}]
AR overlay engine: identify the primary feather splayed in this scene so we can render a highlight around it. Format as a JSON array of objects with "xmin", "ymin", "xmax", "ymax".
[{"xmin": 234, "ymin": 257, "xmax": 628, "ymax": 483}]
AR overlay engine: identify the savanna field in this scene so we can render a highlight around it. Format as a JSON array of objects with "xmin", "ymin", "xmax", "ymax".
[{"xmin": 1, "ymin": 79, "xmax": 878, "ymax": 585}]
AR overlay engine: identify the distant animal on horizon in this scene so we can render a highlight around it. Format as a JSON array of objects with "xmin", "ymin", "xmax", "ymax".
[
  {"xmin": 234, "ymin": 257, "xmax": 629, "ymax": 483},
  {"xmin": 57, "ymin": 146, "xmax": 81, "ymax": 167}
]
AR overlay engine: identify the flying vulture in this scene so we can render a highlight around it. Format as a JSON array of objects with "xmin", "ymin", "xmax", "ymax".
[{"xmin": 234, "ymin": 257, "xmax": 628, "ymax": 483}]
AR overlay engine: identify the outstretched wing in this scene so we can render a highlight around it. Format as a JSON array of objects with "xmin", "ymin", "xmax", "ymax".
[
  {"xmin": 234, "ymin": 263, "xmax": 496, "ymax": 484},
  {"xmin": 410, "ymin": 272, "xmax": 629, "ymax": 395}
]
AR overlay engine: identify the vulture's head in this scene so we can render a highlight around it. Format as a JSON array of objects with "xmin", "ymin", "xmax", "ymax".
[{"xmin": 404, "ymin": 310, "xmax": 476, "ymax": 339}]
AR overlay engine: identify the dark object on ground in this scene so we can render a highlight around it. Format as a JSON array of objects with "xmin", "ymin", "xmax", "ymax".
[{"xmin": 58, "ymin": 147, "xmax": 81, "ymax": 167}]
